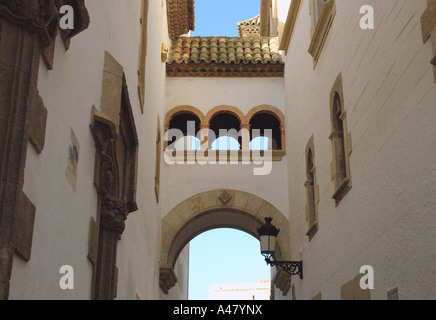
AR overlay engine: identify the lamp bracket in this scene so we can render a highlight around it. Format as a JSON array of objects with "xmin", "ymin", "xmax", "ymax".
[{"xmin": 266, "ymin": 258, "xmax": 303, "ymax": 279}]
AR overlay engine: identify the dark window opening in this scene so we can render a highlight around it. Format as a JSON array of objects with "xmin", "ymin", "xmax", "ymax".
[
  {"xmin": 209, "ymin": 113, "xmax": 242, "ymax": 150},
  {"xmin": 250, "ymin": 113, "xmax": 282, "ymax": 150},
  {"xmin": 168, "ymin": 113, "xmax": 201, "ymax": 150},
  {"xmin": 332, "ymin": 93, "xmax": 347, "ymax": 186}
]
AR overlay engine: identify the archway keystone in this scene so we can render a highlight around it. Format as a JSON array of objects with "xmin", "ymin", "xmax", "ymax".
[{"xmin": 160, "ymin": 189, "xmax": 291, "ymax": 295}]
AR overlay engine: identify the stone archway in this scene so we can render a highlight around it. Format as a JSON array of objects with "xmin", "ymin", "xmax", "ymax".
[{"xmin": 160, "ymin": 189, "xmax": 292, "ymax": 295}]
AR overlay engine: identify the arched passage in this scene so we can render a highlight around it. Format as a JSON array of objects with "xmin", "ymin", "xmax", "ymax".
[{"xmin": 160, "ymin": 189, "xmax": 291, "ymax": 295}]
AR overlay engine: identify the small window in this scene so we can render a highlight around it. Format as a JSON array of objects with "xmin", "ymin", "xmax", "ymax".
[
  {"xmin": 155, "ymin": 115, "xmax": 162, "ymax": 202},
  {"xmin": 305, "ymin": 137, "xmax": 319, "ymax": 240},
  {"xmin": 308, "ymin": 0, "xmax": 336, "ymax": 68},
  {"xmin": 329, "ymin": 74, "xmax": 352, "ymax": 206},
  {"xmin": 310, "ymin": 0, "xmax": 329, "ymax": 32},
  {"xmin": 331, "ymin": 93, "xmax": 347, "ymax": 185}
]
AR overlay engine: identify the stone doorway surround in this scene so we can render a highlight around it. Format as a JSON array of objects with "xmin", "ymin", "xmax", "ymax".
[
  {"xmin": 160, "ymin": 189, "xmax": 292, "ymax": 296},
  {"xmin": 0, "ymin": 0, "xmax": 89, "ymax": 300}
]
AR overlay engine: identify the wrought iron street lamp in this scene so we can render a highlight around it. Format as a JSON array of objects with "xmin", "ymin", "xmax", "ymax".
[{"xmin": 257, "ymin": 217, "xmax": 303, "ymax": 279}]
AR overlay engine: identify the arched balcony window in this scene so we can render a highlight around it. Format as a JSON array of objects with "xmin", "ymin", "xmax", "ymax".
[
  {"xmin": 165, "ymin": 105, "xmax": 286, "ymax": 161},
  {"xmin": 167, "ymin": 112, "xmax": 201, "ymax": 151},
  {"xmin": 209, "ymin": 113, "xmax": 242, "ymax": 151},
  {"xmin": 249, "ymin": 112, "xmax": 282, "ymax": 150}
]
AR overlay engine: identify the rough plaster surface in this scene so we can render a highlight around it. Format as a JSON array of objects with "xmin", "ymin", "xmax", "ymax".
[
  {"xmin": 10, "ymin": 0, "xmax": 180, "ymax": 300},
  {"xmin": 282, "ymin": 0, "xmax": 436, "ymax": 300},
  {"xmin": 6, "ymin": 0, "xmax": 436, "ymax": 301}
]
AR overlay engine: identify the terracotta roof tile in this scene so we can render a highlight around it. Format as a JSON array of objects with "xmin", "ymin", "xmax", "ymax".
[
  {"xmin": 168, "ymin": 37, "xmax": 283, "ymax": 65},
  {"xmin": 167, "ymin": 0, "xmax": 195, "ymax": 40}
]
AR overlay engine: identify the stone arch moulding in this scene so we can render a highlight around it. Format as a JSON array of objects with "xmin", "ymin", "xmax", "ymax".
[
  {"xmin": 164, "ymin": 105, "xmax": 205, "ymax": 131},
  {"xmin": 204, "ymin": 105, "xmax": 247, "ymax": 126},
  {"xmin": 166, "ymin": 104, "xmax": 285, "ymax": 132},
  {"xmin": 246, "ymin": 105, "xmax": 285, "ymax": 127},
  {"xmin": 164, "ymin": 105, "xmax": 205, "ymax": 149},
  {"xmin": 160, "ymin": 189, "xmax": 292, "ymax": 295}
]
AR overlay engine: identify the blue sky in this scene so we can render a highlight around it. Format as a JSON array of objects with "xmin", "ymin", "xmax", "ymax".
[
  {"xmin": 191, "ymin": 0, "xmax": 260, "ymax": 37},
  {"xmin": 188, "ymin": 229, "xmax": 270, "ymax": 300},
  {"xmin": 187, "ymin": 0, "xmax": 270, "ymax": 301}
]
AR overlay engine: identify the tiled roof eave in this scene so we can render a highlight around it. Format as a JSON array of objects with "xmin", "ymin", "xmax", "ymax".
[
  {"xmin": 166, "ymin": 62, "xmax": 284, "ymax": 78},
  {"xmin": 168, "ymin": 37, "xmax": 283, "ymax": 62},
  {"xmin": 237, "ymin": 14, "xmax": 261, "ymax": 27},
  {"xmin": 166, "ymin": 60, "xmax": 284, "ymax": 65}
]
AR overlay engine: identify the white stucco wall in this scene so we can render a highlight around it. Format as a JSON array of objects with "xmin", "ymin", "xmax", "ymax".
[
  {"xmin": 282, "ymin": 0, "xmax": 436, "ymax": 300},
  {"xmin": 162, "ymin": 77, "xmax": 288, "ymax": 219},
  {"xmin": 166, "ymin": 78, "xmax": 284, "ymax": 116},
  {"xmin": 8, "ymin": 0, "xmax": 435, "ymax": 301},
  {"xmin": 9, "ymin": 0, "xmax": 189, "ymax": 300},
  {"xmin": 162, "ymin": 77, "xmax": 288, "ymax": 299},
  {"xmin": 277, "ymin": 0, "xmax": 292, "ymax": 22}
]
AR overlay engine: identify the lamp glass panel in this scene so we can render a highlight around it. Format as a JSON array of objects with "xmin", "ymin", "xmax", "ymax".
[{"xmin": 260, "ymin": 235, "xmax": 276, "ymax": 255}]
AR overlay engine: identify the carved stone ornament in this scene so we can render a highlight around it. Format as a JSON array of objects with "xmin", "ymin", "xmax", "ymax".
[
  {"xmin": 159, "ymin": 267, "xmax": 178, "ymax": 295},
  {"xmin": 55, "ymin": 0, "xmax": 90, "ymax": 49},
  {"xmin": 0, "ymin": 0, "xmax": 58, "ymax": 47},
  {"xmin": 218, "ymin": 190, "xmax": 232, "ymax": 204},
  {"xmin": 98, "ymin": 153, "xmax": 116, "ymax": 196},
  {"xmin": 0, "ymin": 0, "xmax": 89, "ymax": 301},
  {"xmin": 100, "ymin": 196, "xmax": 128, "ymax": 235},
  {"xmin": 88, "ymin": 62, "xmax": 138, "ymax": 300},
  {"xmin": 0, "ymin": 0, "xmax": 90, "ymax": 49}
]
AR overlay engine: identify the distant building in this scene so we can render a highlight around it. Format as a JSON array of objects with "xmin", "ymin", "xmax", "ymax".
[{"xmin": 209, "ymin": 280, "xmax": 271, "ymax": 300}]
